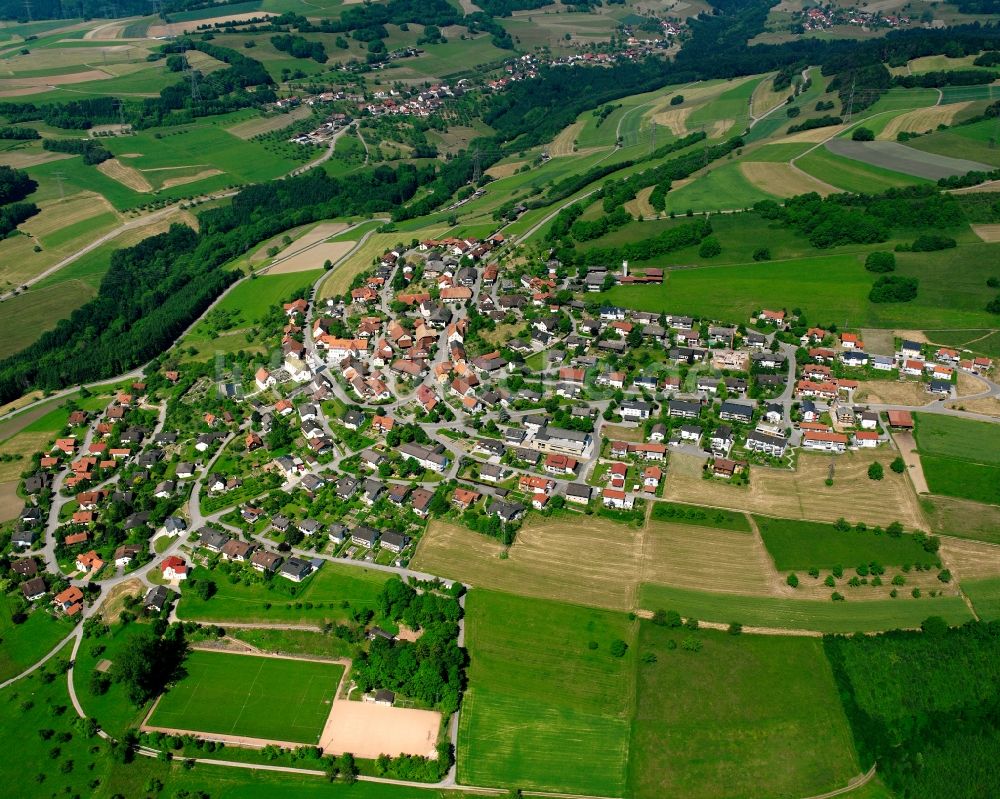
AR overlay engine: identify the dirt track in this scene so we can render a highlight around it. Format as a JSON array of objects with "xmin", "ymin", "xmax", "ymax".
[{"xmin": 891, "ymin": 431, "xmax": 929, "ymax": 494}]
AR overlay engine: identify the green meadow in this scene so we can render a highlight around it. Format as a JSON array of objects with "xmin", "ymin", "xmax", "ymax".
[
  {"xmin": 638, "ymin": 584, "xmax": 973, "ymax": 632},
  {"xmin": 962, "ymin": 577, "xmax": 1000, "ymax": 621},
  {"xmin": 458, "ymin": 590, "xmax": 634, "ymax": 796},
  {"xmin": 797, "ymin": 147, "xmax": 929, "ymax": 194},
  {"xmin": 629, "ymin": 624, "xmax": 860, "ymax": 799},
  {"xmin": 176, "ymin": 563, "xmax": 387, "ymax": 624},
  {"xmin": 0, "ymin": 595, "xmax": 72, "ymax": 683},
  {"xmin": 915, "ymin": 414, "xmax": 1000, "ymax": 505}
]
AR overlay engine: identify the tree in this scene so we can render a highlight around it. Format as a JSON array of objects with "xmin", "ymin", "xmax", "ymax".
[
  {"xmin": 698, "ymin": 237, "xmax": 721, "ymax": 258},
  {"xmin": 728, "ymin": 622, "xmax": 742, "ymax": 635},
  {"xmin": 869, "ymin": 275, "xmax": 918, "ymax": 304},
  {"xmin": 865, "ymin": 251, "xmax": 895, "ymax": 273},
  {"xmin": 868, "ymin": 462, "xmax": 884, "ymax": 480},
  {"xmin": 852, "ymin": 126, "xmax": 875, "ymax": 141},
  {"xmin": 921, "ymin": 615, "xmax": 948, "ymax": 636},
  {"xmin": 111, "ymin": 626, "xmax": 188, "ymax": 707},
  {"xmin": 890, "ymin": 456, "xmax": 905, "ymax": 474},
  {"xmin": 787, "ymin": 573, "xmax": 799, "ymax": 588},
  {"xmin": 609, "ymin": 639, "xmax": 628, "ymax": 657}
]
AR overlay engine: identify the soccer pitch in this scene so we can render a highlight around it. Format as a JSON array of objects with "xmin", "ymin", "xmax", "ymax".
[{"xmin": 147, "ymin": 651, "xmax": 344, "ymax": 744}]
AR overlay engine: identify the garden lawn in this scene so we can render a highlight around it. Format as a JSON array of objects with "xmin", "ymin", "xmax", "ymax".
[
  {"xmin": 0, "ymin": 596, "xmax": 72, "ymax": 682},
  {"xmin": 147, "ymin": 650, "xmax": 342, "ymax": 742},
  {"xmin": 176, "ymin": 564, "xmax": 387, "ymax": 623},
  {"xmin": 458, "ymin": 590, "xmax": 634, "ymax": 795},
  {"xmin": 638, "ymin": 584, "xmax": 973, "ymax": 632},
  {"xmin": 755, "ymin": 516, "xmax": 939, "ymax": 570},
  {"xmin": 629, "ymin": 623, "xmax": 860, "ymax": 799}
]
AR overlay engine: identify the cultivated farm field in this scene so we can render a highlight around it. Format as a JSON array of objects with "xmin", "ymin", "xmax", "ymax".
[{"xmin": 146, "ymin": 650, "xmax": 343, "ymax": 743}]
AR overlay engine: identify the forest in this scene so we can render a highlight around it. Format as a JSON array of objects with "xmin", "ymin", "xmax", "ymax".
[
  {"xmin": 352, "ymin": 579, "xmax": 466, "ymax": 713},
  {"xmin": 825, "ymin": 620, "xmax": 1000, "ymax": 798},
  {"xmin": 0, "ymin": 164, "xmax": 38, "ymax": 237}
]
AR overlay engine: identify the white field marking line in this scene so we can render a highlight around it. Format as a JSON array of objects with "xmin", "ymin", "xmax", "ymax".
[{"xmin": 229, "ymin": 658, "xmax": 267, "ymax": 736}]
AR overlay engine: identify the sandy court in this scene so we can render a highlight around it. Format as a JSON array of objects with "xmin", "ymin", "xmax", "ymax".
[
  {"xmin": 147, "ymin": 13, "xmax": 277, "ymax": 38},
  {"xmin": 651, "ymin": 106, "xmax": 692, "ymax": 135},
  {"xmin": 891, "ymin": 431, "xmax": 929, "ymax": 494},
  {"xmin": 320, "ymin": 700, "xmax": 440, "ymax": 759},
  {"xmin": 777, "ymin": 124, "xmax": 849, "ymax": 144},
  {"xmin": 663, "ymin": 451, "xmax": 926, "ymax": 529},
  {"xmin": 972, "ymin": 224, "xmax": 1000, "ymax": 242},
  {"xmin": 854, "ymin": 379, "xmax": 931, "ymax": 406},
  {"xmin": 0, "ymin": 480, "xmax": 19, "ymax": 522},
  {"xmin": 740, "ymin": 161, "xmax": 838, "ymax": 196},
  {"xmin": 550, "ymin": 120, "xmax": 584, "ymax": 157},
  {"xmin": 160, "ymin": 168, "xmax": 224, "ymax": 189},
  {"xmin": 97, "ymin": 158, "xmax": 153, "ymax": 192},
  {"xmin": 878, "ymin": 102, "xmax": 972, "ymax": 140},
  {"xmin": 896, "ymin": 329, "xmax": 929, "ymax": 344},
  {"xmin": 940, "ymin": 537, "xmax": 1000, "ymax": 581}
]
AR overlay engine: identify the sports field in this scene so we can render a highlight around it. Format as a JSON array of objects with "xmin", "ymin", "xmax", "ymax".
[
  {"xmin": 914, "ymin": 414, "xmax": 1000, "ymax": 505},
  {"xmin": 146, "ymin": 650, "xmax": 343, "ymax": 743},
  {"xmin": 637, "ymin": 584, "xmax": 973, "ymax": 632},
  {"xmin": 458, "ymin": 590, "xmax": 634, "ymax": 795},
  {"xmin": 629, "ymin": 624, "xmax": 860, "ymax": 799}
]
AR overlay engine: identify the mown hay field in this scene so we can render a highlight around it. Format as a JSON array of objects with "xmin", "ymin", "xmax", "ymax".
[
  {"xmin": 412, "ymin": 518, "xmax": 644, "ymax": 612},
  {"xmin": 458, "ymin": 589, "xmax": 633, "ymax": 795},
  {"xmin": 740, "ymin": 161, "xmax": 838, "ymax": 197},
  {"xmin": 663, "ymin": 451, "xmax": 926, "ymax": 530}
]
